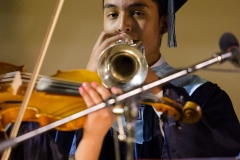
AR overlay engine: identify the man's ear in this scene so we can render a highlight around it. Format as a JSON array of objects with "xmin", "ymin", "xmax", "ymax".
[{"xmin": 160, "ymin": 16, "xmax": 168, "ymax": 35}]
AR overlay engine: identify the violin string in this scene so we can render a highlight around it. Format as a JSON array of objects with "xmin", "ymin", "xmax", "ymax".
[
  {"xmin": 0, "ymin": 72, "xmax": 81, "ymax": 92},
  {"xmin": 1, "ymin": 72, "xmax": 81, "ymax": 84}
]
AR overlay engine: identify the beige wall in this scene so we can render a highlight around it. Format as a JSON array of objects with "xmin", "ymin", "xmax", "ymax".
[{"xmin": 0, "ymin": 0, "xmax": 239, "ymax": 120}]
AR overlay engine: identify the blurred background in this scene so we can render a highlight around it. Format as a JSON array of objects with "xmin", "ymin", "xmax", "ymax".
[{"xmin": 0, "ymin": 0, "xmax": 239, "ymax": 119}]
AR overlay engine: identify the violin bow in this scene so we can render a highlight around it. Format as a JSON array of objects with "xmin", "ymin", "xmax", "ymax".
[
  {"xmin": 1, "ymin": 0, "xmax": 65, "ymax": 159},
  {"xmin": 0, "ymin": 45, "xmax": 238, "ymax": 153}
]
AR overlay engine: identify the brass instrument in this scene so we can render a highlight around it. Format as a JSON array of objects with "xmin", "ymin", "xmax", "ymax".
[{"xmin": 97, "ymin": 36, "xmax": 148, "ymax": 91}]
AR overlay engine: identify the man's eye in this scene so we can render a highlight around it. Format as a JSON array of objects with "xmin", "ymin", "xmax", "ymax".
[
  {"xmin": 133, "ymin": 11, "xmax": 144, "ymax": 16},
  {"xmin": 108, "ymin": 13, "xmax": 118, "ymax": 18}
]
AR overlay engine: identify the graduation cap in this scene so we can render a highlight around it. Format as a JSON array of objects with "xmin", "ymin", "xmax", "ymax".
[{"xmin": 158, "ymin": 0, "xmax": 188, "ymax": 48}]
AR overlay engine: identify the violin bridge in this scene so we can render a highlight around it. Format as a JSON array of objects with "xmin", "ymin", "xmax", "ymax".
[{"xmin": 11, "ymin": 71, "xmax": 22, "ymax": 95}]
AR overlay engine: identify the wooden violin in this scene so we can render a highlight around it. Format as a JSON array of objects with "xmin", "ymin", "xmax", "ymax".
[
  {"xmin": 0, "ymin": 62, "xmax": 102, "ymax": 132},
  {"xmin": 0, "ymin": 62, "xmax": 201, "ymax": 135}
]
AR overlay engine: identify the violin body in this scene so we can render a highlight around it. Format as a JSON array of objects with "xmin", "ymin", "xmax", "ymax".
[{"xmin": 0, "ymin": 62, "xmax": 102, "ymax": 132}]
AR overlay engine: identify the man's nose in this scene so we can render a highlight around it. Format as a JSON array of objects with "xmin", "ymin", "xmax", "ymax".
[{"xmin": 117, "ymin": 15, "xmax": 132, "ymax": 33}]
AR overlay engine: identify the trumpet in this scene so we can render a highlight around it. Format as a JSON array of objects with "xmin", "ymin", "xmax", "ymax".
[{"xmin": 97, "ymin": 36, "xmax": 148, "ymax": 92}]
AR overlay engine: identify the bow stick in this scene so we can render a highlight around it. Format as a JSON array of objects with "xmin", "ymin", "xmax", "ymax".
[{"xmin": 1, "ymin": 0, "xmax": 65, "ymax": 159}]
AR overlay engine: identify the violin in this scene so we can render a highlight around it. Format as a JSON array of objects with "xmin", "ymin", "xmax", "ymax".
[
  {"xmin": 0, "ymin": 62, "xmax": 102, "ymax": 132},
  {"xmin": 0, "ymin": 61, "xmax": 201, "ymax": 135}
]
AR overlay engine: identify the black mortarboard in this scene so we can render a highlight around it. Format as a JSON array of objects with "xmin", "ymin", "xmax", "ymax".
[{"xmin": 158, "ymin": 0, "xmax": 188, "ymax": 48}]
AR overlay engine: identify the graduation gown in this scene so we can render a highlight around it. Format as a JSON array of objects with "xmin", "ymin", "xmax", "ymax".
[{"xmin": 5, "ymin": 122, "xmax": 69, "ymax": 160}]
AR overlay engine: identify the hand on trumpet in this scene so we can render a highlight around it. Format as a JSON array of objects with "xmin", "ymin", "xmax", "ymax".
[
  {"xmin": 86, "ymin": 32, "xmax": 162, "ymax": 94},
  {"xmin": 87, "ymin": 31, "xmax": 127, "ymax": 72},
  {"xmin": 75, "ymin": 82, "xmax": 122, "ymax": 160}
]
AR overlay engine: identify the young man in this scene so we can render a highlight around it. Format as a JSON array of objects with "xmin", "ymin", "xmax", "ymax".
[
  {"xmin": 6, "ymin": 0, "xmax": 239, "ymax": 159},
  {"xmin": 74, "ymin": 0, "xmax": 240, "ymax": 159}
]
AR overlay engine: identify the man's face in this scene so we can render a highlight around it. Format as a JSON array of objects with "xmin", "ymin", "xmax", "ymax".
[{"xmin": 103, "ymin": 0, "xmax": 167, "ymax": 63}]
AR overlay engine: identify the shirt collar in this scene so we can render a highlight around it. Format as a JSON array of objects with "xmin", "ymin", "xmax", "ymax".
[{"xmin": 150, "ymin": 55, "xmax": 165, "ymax": 68}]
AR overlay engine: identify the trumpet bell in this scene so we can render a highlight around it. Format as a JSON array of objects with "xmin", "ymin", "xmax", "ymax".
[{"xmin": 98, "ymin": 43, "xmax": 148, "ymax": 92}]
